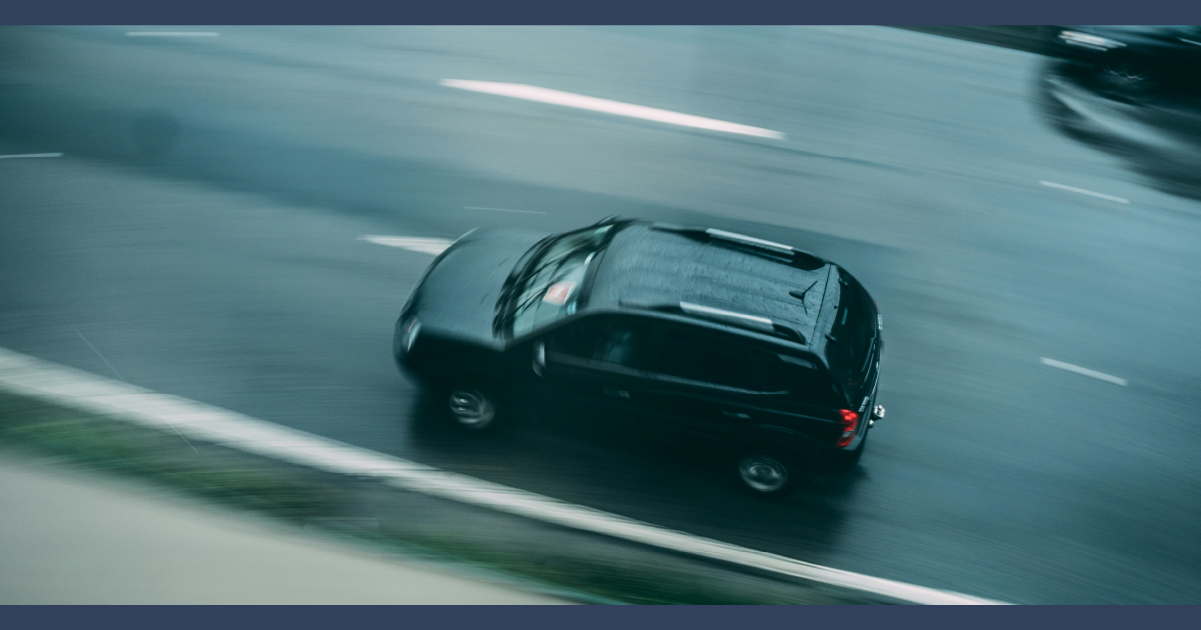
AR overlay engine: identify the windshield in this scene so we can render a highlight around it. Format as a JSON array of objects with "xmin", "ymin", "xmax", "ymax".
[{"xmin": 507, "ymin": 225, "xmax": 614, "ymax": 337}]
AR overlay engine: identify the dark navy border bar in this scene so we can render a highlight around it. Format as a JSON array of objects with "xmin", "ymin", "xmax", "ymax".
[
  {"xmin": 4, "ymin": 0, "xmax": 1201, "ymax": 25},
  {"xmin": 2, "ymin": 605, "xmax": 1199, "ymax": 628}
]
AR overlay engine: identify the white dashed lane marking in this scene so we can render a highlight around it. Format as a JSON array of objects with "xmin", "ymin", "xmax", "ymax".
[
  {"xmin": 465, "ymin": 206, "xmax": 546, "ymax": 215},
  {"xmin": 0, "ymin": 153, "xmax": 64, "ymax": 159},
  {"xmin": 126, "ymin": 32, "xmax": 220, "ymax": 37},
  {"xmin": 359, "ymin": 235, "xmax": 454, "ymax": 255},
  {"xmin": 1039, "ymin": 181, "xmax": 1130, "ymax": 204},
  {"xmin": 440, "ymin": 79, "xmax": 785, "ymax": 140},
  {"xmin": 1040, "ymin": 357, "xmax": 1128, "ymax": 386}
]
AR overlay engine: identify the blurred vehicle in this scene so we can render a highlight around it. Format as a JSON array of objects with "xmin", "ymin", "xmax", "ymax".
[
  {"xmin": 1036, "ymin": 55, "xmax": 1201, "ymax": 202},
  {"xmin": 394, "ymin": 218, "xmax": 885, "ymax": 497},
  {"xmin": 1052, "ymin": 26, "xmax": 1201, "ymax": 99}
]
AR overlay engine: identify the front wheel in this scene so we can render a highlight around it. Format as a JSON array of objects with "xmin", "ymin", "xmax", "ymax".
[
  {"xmin": 736, "ymin": 450, "xmax": 799, "ymax": 498},
  {"xmin": 446, "ymin": 384, "xmax": 503, "ymax": 431}
]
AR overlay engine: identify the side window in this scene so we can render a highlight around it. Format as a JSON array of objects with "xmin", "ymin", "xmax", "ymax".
[
  {"xmin": 652, "ymin": 325, "xmax": 785, "ymax": 392},
  {"xmin": 547, "ymin": 317, "xmax": 657, "ymax": 371},
  {"xmin": 547, "ymin": 318, "xmax": 602, "ymax": 358}
]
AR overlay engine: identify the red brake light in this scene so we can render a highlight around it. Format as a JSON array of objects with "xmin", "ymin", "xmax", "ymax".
[{"xmin": 837, "ymin": 409, "xmax": 860, "ymax": 447}]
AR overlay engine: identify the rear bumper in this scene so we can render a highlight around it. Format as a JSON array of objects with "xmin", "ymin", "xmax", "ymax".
[{"xmin": 839, "ymin": 354, "xmax": 882, "ymax": 451}]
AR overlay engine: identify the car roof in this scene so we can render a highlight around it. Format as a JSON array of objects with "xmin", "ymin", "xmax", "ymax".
[{"xmin": 586, "ymin": 222, "xmax": 834, "ymax": 347}]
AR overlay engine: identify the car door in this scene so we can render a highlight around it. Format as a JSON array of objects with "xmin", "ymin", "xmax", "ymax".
[
  {"xmin": 619, "ymin": 323, "xmax": 784, "ymax": 441},
  {"xmin": 532, "ymin": 314, "xmax": 659, "ymax": 429},
  {"xmin": 626, "ymin": 323, "xmax": 842, "ymax": 447}
]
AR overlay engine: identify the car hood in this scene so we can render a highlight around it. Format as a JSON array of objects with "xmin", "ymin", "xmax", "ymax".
[{"xmin": 407, "ymin": 227, "xmax": 547, "ymax": 349}]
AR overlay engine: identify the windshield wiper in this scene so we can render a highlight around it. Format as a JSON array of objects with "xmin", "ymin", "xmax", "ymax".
[
  {"xmin": 517, "ymin": 253, "xmax": 567, "ymax": 287},
  {"xmin": 510, "ymin": 281, "xmax": 557, "ymax": 316},
  {"xmin": 502, "ymin": 235, "xmax": 556, "ymax": 292},
  {"xmin": 501, "ymin": 266, "xmax": 576, "ymax": 329}
]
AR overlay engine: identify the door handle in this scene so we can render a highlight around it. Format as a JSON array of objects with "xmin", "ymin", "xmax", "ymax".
[
  {"xmin": 721, "ymin": 410, "xmax": 751, "ymax": 419},
  {"xmin": 603, "ymin": 388, "xmax": 631, "ymax": 399}
]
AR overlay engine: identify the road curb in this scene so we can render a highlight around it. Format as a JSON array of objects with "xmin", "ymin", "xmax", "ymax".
[{"xmin": 0, "ymin": 347, "xmax": 1005, "ymax": 604}]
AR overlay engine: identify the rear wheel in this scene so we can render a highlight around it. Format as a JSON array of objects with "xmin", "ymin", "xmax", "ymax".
[{"xmin": 736, "ymin": 450, "xmax": 798, "ymax": 498}]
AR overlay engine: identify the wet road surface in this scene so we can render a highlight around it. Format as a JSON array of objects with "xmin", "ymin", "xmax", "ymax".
[{"xmin": 3, "ymin": 26, "xmax": 1201, "ymax": 603}]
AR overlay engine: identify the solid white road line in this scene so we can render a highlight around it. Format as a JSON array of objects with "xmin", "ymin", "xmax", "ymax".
[
  {"xmin": 465, "ymin": 206, "xmax": 547, "ymax": 215},
  {"xmin": 0, "ymin": 153, "xmax": 64, "ymax": 159},
  {"xmin": 440, "ymin": 79, "xmax": 786, "ymax": 140},
  {"xmin": 0, "ymin": 346, "xmax": 1003, "ymax": 605},
  {"xmin": 1039, "ymin": 181, "xmax": 1130, "ymax": 204},
  {"xmin": 1039, "ymin": 357, "xmax": 1128, "ymax": 386},
  {"xmin": 359, "ymin": 235, "xmax": 454, "ymax": 255},
  {"xmin": 126, "ymin": 32, "xmax": 220, "ymax": 37}
]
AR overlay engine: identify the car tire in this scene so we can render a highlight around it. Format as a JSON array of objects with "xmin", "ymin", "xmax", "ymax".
[
  {"xmin": 1097, "ymin": 57, "xmax": 1155, "ymax": 99},
  {"xmin": 445, "ymin": 382, "xmax": 503, "ymax": 431},
  {"xmin": 735, "ymin": 449, "xmax": 799, "ymax": 498}
]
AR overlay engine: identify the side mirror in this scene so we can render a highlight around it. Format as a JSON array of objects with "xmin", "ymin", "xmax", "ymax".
[{"xmin": 533, "ymin": 341, "xmax": 546, "ymax": 376}]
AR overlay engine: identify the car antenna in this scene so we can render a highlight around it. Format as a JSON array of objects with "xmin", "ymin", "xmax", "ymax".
[{"xmin": 789, "ymin": 280, "xmax": 818, "ymax": 313}]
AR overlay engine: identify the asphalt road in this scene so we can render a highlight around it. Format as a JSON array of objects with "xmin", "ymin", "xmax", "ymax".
[{"xmin": 2, "ymin": 26, "xmax": 1201, "ymax": 604}]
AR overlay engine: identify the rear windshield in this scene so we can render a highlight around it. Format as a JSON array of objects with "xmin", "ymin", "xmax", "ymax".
[
  {"xmin": 826, "ymin": 273, "xmax": 877, "ymax": 390},
  {"xmin": 508, "ymin": 225, "xmax": 613, "ymax": 337}
]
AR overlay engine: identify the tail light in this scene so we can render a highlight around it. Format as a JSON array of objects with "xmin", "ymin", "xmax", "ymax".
[{"xmin": 837, "ymin": 409, "xmax": 860, "ymax": 447}]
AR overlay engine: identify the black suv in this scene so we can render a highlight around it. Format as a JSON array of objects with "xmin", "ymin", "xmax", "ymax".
[{"xmin": 394, "ymin": 218, "xmax": 884, "ymax": 497}]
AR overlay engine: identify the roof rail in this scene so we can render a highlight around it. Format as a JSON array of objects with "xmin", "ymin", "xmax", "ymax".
[
  {"xmin": 679, "ymin": 302, "xmax": 774, "ymax": 331},
  {"xmin": 703, "ymin": 229, "xmax": 794, "ymax": 255},
  {"xmin": 649, "ymin": 222, "xmax": 826, "ymax": 270},
  {"xmin": 618, "ymin": 299, "xmax": 807, "ymax": 344}
]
